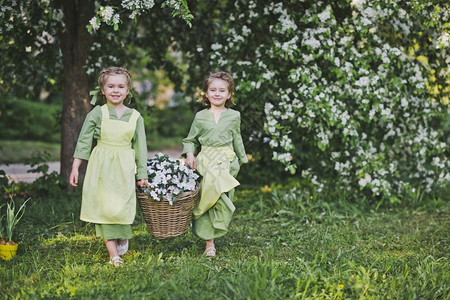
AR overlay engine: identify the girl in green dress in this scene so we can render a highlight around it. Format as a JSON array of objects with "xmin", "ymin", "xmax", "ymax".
[
  {"xmin": 183, "ymin": 71, "xmax": 248, "ymax": 257},
  {"xmin": 69, "ymin": 67, "xmax": 148, "ymax": 266}
]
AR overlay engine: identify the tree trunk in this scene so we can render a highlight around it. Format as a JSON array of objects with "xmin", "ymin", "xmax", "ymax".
[{"xmin": 59, "ymin": 0, "xmax": 93, "ymax": 182}]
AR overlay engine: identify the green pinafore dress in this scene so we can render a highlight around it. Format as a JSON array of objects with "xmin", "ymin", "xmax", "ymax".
[
  {"xmin": 182, "ymin": 109, "xmax": 248, "ymax": 240},
  {"xmin": 192, "ymin": 146, "xmax": 240, "ymax": 240},
  {"xmin": 80, "ymin": 105, "xmax": 140, "ymax": 238}
]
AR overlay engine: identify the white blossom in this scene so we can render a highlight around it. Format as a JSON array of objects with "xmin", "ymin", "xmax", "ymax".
[
  {"xmin": 317, "ymin": 6, "xmax": 331, "ymax": 22},
  {"xmin": 99, "ymin": 6, "xmax": 114, "ymax": 22},
  {"xmin": 142, "ymin": 154, "xmax": 199, "ymax": 204},
  {"xmin": 89, "ymin": 17, "xmax": 100, "ymax": 31}
]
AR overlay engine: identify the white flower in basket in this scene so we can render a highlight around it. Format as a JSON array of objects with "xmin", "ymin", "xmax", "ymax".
[{"xmin": 141, "ymin": 153, "xmax": 200, "ymax": 205}]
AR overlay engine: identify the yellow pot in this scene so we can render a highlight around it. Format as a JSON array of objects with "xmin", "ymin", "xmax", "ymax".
[{"xmin": 0, "ymin": 243, "xmax": 19, "ymax": 261}]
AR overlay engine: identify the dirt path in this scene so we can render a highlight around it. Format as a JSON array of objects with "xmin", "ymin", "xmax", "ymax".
[{"xmin": 1, "ymin": 147, "xmax": 183, "ymax": 183}]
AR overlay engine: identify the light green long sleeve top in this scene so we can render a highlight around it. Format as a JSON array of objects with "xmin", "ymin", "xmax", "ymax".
[
  {"xmin": 73, "ymin": 105, "xmax": 148, "ymax": 180},
  {"xmin": 182, "ymin": 108, "xmax": 248, "ymax": 164}
]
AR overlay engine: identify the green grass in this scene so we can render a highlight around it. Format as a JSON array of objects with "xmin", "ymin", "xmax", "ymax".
[
  {"xmin": 0, "ymin": 140, "xmax": 60, "ymax": 164},
  {"xmin": 1, "ymin": 186, "xmax": 449, "ymax": 299},
  {"xmin": 148, "ymin": 136, "xmax": 183, "ymax": 151},
  {"xmin": 0, "ymin": 138, "xmax": 182, "ymax": 164}
]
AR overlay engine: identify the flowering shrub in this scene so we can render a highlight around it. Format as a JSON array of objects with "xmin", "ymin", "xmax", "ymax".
[
  {"xmin": 142, "ymin": 153, "xmax": 199, "ymax": 205},
  {"xmin": 88, "ymin": 0, "xmax": 193, "ymax": 33},
  {"xmin": 196, "ymin": 0, "xmax": 449, "ymax": 200}
]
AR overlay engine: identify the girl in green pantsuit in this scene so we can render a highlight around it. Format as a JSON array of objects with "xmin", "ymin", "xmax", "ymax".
[
  {"xmin": 69, "ymin": 67, "xmax": 148, "ymax": 266},
  {"xmin": 183, "ymin": 71, "xmax": 248, "ymax": 256}
]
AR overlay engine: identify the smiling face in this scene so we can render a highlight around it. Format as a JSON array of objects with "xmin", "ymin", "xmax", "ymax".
[
  {"xmin": 205, "ymin": 78, "xmax": 231, "ymax": 109},
  {"xmin": 101, "ymin": 74, "xmax": 130, "ymax": 107}
]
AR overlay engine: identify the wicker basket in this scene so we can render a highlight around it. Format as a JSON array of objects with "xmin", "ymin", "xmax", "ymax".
[{"xmin": 136, "ymin": 184, "xmax": 200, "ymax": 239}]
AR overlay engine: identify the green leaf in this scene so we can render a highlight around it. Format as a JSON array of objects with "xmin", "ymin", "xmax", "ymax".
[{"xmin": 318, "ymin": 141, "xmax": 326, "ymax": 151}]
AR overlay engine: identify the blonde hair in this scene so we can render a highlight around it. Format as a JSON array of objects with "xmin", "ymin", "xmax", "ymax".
[
  {"xmin": 98, "ymin": 66, "xmax": 132, "ymax": 88},
  {"xmin": 202, "ymin": 71, "xmax": 235, "ymax": 108}
]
